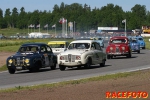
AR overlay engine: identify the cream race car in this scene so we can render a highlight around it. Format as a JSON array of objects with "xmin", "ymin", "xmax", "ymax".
[{"xmin": 57, "ymin": 40, "xmax": 106, "ymax": 71}]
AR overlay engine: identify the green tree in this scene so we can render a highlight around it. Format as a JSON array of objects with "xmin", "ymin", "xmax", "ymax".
[
  {"xmin": 130, "ymin": 4, "xmax": 147, "ymax": 29},
  {"xmin": 4, "ymin": 8, "xmax": 11, "ymax": 28},
  {"xmin": 11, "ymin": 7, "xmax": 18, "ymax": 28},
  {"xmin": 17, "ymin": 7, "xmax": 28, "ymax": 29}
]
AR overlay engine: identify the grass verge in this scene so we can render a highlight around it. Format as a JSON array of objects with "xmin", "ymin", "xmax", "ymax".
[{"xmin": 0, "ymin": 65, "xmax": 7, "ymax": 72}]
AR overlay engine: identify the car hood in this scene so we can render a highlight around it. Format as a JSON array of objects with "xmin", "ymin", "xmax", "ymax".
[
  {"xmin": 9, "ymin": 52, "xmax": 37, "ymax": 58},
  {"xmin": 130, "ymin": 43, "xmax": 139, "ymax": 46},
  {"xmin": 59, "ymin": 49, "xmax": 88, "ymax": 55}
]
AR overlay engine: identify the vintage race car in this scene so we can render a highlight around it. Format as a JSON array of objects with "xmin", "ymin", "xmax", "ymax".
[
  {"xmin": 76, "ymin": 37, "xmax": 104, "ymax": 48},
  {"xmin": 48, "ymin": 41, "xmax": 69, "ymax": 55},
  {"xmin": 106, "ymin": 36, "xmax": 132, "ymax": 59},
  {"xmin": 129, "ymin": 39, "xmax": 140, "ymax": 53},
  {"xmin": 57, "ymin": 40, "xmax": 106, "ymax": 71},
  {"xmin": 134, "ymin": 36, "xmax": 145, "ymax": 49},
  {"xmin": 6, "ymin": 43, "xmax": 57, "ymax": 74},
  {"xmin": 92, "ymin": 37, "xmax": 104, "ymax": 48}
]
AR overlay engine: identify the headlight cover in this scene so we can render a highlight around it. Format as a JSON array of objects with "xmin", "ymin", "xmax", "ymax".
[
  {"xmin": 110, "ymin": 47, "xmax": 113, "ymax": 50},
  {"xmin": 25, "ymin": 58, "xmax": 30, "ymax": 63},
  {"xmin": 8, "ymin": 59, "xmax": 13, "ymax": 64},
  {"xmin": 76, "ymin": 55, "xmax": 81, "ymax": 60},
  {"xmin": 122, "ymin": 47, "xmax": 125, "ymax": 50}
]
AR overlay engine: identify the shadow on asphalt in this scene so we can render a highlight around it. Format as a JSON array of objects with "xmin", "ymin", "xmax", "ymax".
[
  {"xmin": 15, "ymin": 64, "xmax": 112, "ymax": 74},
  {"xmin": 15, "ymin": 68, "xmax": 60, "ymax": 74},
  {"xmin": 108, "ymin": 56, "xmax": 137, "ymax": 59},
  {"xmin": 132, "ymin": 52, "xmax": 145, "ymax": 54},
  {"xmin": 65, "ymin": 64, "xmax": 112, "ymax": 71}
]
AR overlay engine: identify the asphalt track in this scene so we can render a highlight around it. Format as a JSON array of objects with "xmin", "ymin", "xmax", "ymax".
[{"xmin": 0, "ymin": 40, "xmax": 150, "ymax": 89}]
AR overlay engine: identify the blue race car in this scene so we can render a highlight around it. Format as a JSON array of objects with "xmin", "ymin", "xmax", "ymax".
[
  {"xmin": 129, "ymin": 39, "xmax": 140, "ymax": 53},
  {"xmin": 134, "ymin": 36, "xmax": 146, "ymax": 49}
]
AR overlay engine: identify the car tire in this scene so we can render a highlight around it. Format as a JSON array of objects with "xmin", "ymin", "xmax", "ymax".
[
  {"xmin": 107, "ymin": 55, "xmax": 110, "ymax": 59},
  {"xmin": 8, "ymin": 68, "xmax": 15, "ymax": 74},
  {"xmin": 127, "ymin": 52, "xmax": 132, "ymax": 58},
  {"xmin": 77, "ymin": 66, "xmax": 82, "ymax": 69},
  {"xmin": 137, "ymin": 50, "xmax": 140, "ymax": 53},
  {"xmin": 51, "ymin": 62, "xmax": 56, "ymax": 70},
  {"xmin": 142, "ymin": 47, "xmax": 145, "ymax": 49},
  {"xmin": 100, "ymin": 60, "xmax": 105, "ymax": 67},
  {"xmin": 102, "ymin": 44, "xmax": 104, "ymax": 48},
  {"xmin": 29, "ymin": 62, "xmax": 40, "ymax": 72},
  {"xmin": 84, "ymin": 58, "xmax": 91, "ymax": 68},
  {"xmin": 34, "ymin": 62, "xmax": 41, "ymax": 72},
  {"xmin": 59, "ymin": 65, "xmax": 66, "ymax": 71}
]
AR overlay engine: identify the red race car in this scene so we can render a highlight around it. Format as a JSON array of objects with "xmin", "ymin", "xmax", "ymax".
[{"xmin": 106, "ymin": 36, "xmax": 132, "ymax": 59}]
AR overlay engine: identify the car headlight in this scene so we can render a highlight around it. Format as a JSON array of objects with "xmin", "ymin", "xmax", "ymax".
[
  {"xmin": 122, "ymin": 47, "xmax": 125, "ymax": 50},
  {"xmin": 76, "ymin": 55, "xmax": 81, "ymax": 60},
  {"xmin": 8, "ymin": 59, "xmax": 13, "ymax": 64},
  {"xmin": 60, "ymin": 56, "xmax": 64, "ymax": 60},
  {"xmin": 110, "ymin": 47, "xmax": 113, "ymax": 50},
  {"xmin": 25, "ymin": 59, "xmax": 30, "ymax": 63}
]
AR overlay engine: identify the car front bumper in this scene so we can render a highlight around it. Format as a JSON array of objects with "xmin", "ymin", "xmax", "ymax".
[
  {"xmin": 107, "ymin": 52, "xmax": 129, "ymax": 56},
  {"xmin": 58, "ymin": 60, "xmax": 85, "ymax": 67}
]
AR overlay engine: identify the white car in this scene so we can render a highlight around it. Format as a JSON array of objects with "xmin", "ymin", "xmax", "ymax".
[{"xmin": 57, "ymin": 40, "xmax": 106, "ymax": 71}]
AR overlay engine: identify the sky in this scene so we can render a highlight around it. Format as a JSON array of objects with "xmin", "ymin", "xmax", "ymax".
[{"xmin": 0, "ymin": 0, "xmax": 150, "ymax": 13}]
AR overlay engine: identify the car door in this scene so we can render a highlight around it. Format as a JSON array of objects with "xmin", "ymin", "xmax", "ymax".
[
  {"xmin": 40, "ymin": 45, "xmax": 50, "ymax": 67},
  {"xmin": 95, "ymin": 42, "xmax": 103, "ymax": 63},
  {"xmin": 45, "ymin": 45, "xmax": 54, "ymax": 67},
  {"xmin": 91, "ymin": 43, "xmax": 98, "ymax": 64}
]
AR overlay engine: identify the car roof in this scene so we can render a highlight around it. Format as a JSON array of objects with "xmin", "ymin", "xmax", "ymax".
[
  {"xmin": 21, "ymin": 43, "xmax": 47, "ymax": 46},
  {"xmin": 111, "ymin": 36, "xmax": 128, "ymax": 39},
  {"xmin": 48, "ymin": 41, "xmax": 68, "ymax": 45},
  {"xmin": 71, "ymin": 40, "xmax": 96, "ymax": 44}
]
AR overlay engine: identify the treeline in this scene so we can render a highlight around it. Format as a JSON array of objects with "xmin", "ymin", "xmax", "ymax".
[{"xmin": 0, "ymin": 2, "xmax": 150, "ymax": 32}]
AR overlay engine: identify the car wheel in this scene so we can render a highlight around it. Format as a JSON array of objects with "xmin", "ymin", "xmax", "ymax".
[
  {"xmin": 142, "ymin": 47, "xmax": 145, "ymax": 49},
  {"xmin": 8, "ymin": 68, "xmax": 15, "ymax": 74},
  {"xmin": 29, "ymin": 62, "xmax": 40, "ymax": 72},
  {"xmin": 100, "ymin": 60, "xmax": 105, "ymax": 67},
  {"xmin": 127, "ymin": 52, "xmax": 132, "ymax": 58},
  {"xmin": 34, "ymin": 62, "xmax": 40, "ymax": 71},
  {"xmin": 77, "ymin": 66, "xmax": 81, "ymax": 69},
  {"xmin": 107, "ymin": 55, "xmax": 110, "ymax": 59},
  {"xmin": 51, "ymin": 62, "xmax": 56, "ymax": 70},
  {"xmin": 59, "ymin": 65, "xmax": 66, "ymax": 71},
  {"xmin": 137, "ymin": 50, "xmax": 140, "ymax": 53},
  {"xmin": 84, "ymin": 58, "xmax": 91, "ymax": 68},
  {"xmin": 110, "ymin": 56, "xmax": 113, "ymax": 59},
  {"xmin": 103, "ymin": 44, "xmax": 104, "ymax": 48}
]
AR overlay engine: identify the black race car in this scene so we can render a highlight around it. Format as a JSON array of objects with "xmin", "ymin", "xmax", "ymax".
[{"xmin": 6, "ymin": 43, "xmax": 57, "ymax": 74}]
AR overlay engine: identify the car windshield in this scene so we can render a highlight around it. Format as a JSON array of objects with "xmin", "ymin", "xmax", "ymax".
[
  {"xmin": 110, "ymin": 39, "xmax": 126, "ymax": 43},
  {"xmin": 49, "ymin": 44, "xmax": 64, "ymax": 48},
  {"xmin": 18, "ymin": 46, "xmax": 39, "ymax": 53},
  {"xmin": 68, "ymin": 43, "xmax": 90, "ymax": 49},
  {"xmin": 131, "ymin": 40, "xmax": 137, "ymax": 43},
  {"xmin": 138, "ymin": 38, "xmax": 143, "ymax": 40}
]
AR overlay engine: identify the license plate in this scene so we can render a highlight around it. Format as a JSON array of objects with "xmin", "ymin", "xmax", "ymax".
[{"xmin": 16, "ymin": 67, "xmax": 22, "ymax": 70}]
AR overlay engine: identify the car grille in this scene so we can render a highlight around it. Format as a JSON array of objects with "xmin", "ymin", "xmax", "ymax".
[
  {"xmin": 12, "ymin": 57, "xmax": 25, "ymax": 66},
  {"xmin": 116, "ymin": 47, "xmax": 120, "ymax": 52},
  {"xmin": 64, "ymin": 54, "xmax": 76, "ymax": 62},
  {"xmin": 132, "ymin": 45, "xmax": 138, "ymax": 49},
  {"xmin": 17, "ymin": 57, "xmax": 21, "ymax": 65}
]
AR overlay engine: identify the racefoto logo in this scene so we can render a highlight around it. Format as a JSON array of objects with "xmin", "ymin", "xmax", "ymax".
[{"xmin": 106, "ymin": 91, "xmax": 148, "ymax": 99}]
